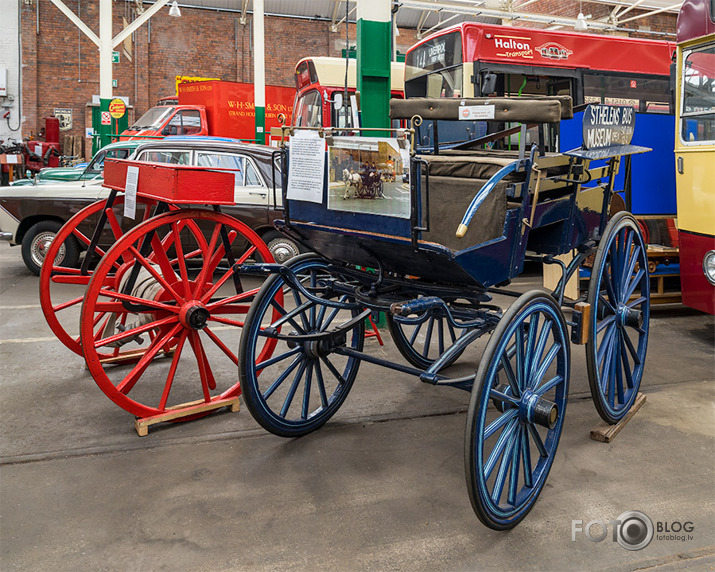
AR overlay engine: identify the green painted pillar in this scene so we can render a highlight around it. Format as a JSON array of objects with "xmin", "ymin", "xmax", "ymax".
[
  {"xmin": 253, "ymin": 0, "xmax": 266, "ymax": 144},
  {"xmin": 357, "ymin": 0, "xmax": 391, "ymax": 136},
  {"xmin": 99, "ymin": 98, "xmax": 113, "ymax": 147}
]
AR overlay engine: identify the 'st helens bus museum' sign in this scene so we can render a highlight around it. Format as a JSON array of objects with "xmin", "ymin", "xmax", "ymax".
[{"xmin": 582, "ymin": 104, "xmax": 635, "ymax": 149}]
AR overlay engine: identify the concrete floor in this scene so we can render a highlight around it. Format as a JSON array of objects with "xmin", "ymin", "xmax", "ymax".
[{"xmin": 0, "ymin": 241, "xmax": 713, "ymax": 571}]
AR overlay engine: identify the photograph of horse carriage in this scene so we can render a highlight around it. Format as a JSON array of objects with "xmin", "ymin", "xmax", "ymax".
[{"xmin": 328, "ymin": 137, "xmax": 410, "ymax": 218}]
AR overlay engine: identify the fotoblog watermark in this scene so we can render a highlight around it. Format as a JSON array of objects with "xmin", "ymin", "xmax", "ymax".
[{"xmin": 571, "ymin": 511, "xmax": 695, "ymax": 551}]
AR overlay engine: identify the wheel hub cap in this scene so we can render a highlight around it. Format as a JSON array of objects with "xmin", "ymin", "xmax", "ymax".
[
  {"xmin": 179, "ymin": 301, "xmax": 210, "ymax": 330},
  {"xmin": 518, "ymin": 389, "xmax": 559, "ymax": 429},
  {"xmin": 617, "ymin": 305, "xmax": 642, "ymax": 329}
]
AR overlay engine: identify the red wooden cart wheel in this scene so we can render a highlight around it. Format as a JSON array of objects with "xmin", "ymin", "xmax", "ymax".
[
  {"xmin": 38, "ymin": 196, "xmax": 195, "ymax": 359},
  {"xmin": 80, "ymin": 208, "xmax": 279, "ymax": 418}
]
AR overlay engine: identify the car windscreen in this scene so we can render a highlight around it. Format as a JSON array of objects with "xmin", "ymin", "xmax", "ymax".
[
  {"xmin": 130, "ymin": 106, "xmax": 175, "ymax": 130},
  {"xmin": 86, "ymin": 147, "xmax": 135, "ymax": 174}
]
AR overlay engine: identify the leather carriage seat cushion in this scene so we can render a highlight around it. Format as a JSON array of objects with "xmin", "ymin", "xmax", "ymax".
[
  {"xmin": 421, "ymin": 175, "xmax": 507, "ymax": 252},
  {"xmin": 391, "ymin": 96, "xmax": 572, "ymax": 123}
]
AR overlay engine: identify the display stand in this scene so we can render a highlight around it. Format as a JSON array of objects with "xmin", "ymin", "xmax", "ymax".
[
  {"xmin": 590, "ymin": 392, "xmax": 647, "ymax": 443},
  {"xmin": 134, "ymin": 397, "xmax": 240, "ymax": 436}
]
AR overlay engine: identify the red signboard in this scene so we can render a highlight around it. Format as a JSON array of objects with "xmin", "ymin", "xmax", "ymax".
[{"xmin": 178, "ymin": 80, "xmax": 294, "ymax": 141}]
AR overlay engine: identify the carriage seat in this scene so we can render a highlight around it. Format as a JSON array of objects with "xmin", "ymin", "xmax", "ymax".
[
  {"xmin": 418, "ymin": 151, "xmax": 526, "ymax": 251},
  {"xmin": 391, "ymin": 97, "xmax": 574, "ymax": 251}
]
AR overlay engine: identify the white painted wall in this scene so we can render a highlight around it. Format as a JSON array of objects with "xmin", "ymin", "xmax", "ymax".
[{"xmin": 0, "ymin": 0, "xmax": 22, "ymax": 140}]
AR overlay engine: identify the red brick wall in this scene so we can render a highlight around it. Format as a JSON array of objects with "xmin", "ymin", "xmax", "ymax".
[{"xmin": 21, "ymin": 1, "xmax": 676, "ymax": 158}]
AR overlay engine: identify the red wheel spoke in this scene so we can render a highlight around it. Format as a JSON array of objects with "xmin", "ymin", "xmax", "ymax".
[
  {"xmin": 235, "ymin": 245, "xmax": 257, "ymax": 266},
  {"xmin": 149, "ymin": 231, "xmax": 182, "ymax": 286},
  {"xmin": 192, "ymin": 224, "xmax": 222, "ymax": 298},
  {"xmin": 207, "ymin": 315, "xmax": 245, "ymax": 328},
  {"xmin": 93, "ymin": 315, "xmax": 112, "ymax": 343},
  {"xmin": 116, "ymin": 323, "xmax": 183, "ymax": 395},
  {"xmin": 50, "ymin": 266, "xmax": 83, "ymax": 276},
  {"xmin": 203, "ymin": 326, "xmax": 239, "ymax": 365},
  {"xmin": 170, "ymin": 222, "xmax": 192, "ymax": 294},
  {"xmin": 53, "ymin": 295, "xmax": 85, "ymax": 312},
  {"xmin": 171, "ymin": 247, "xmax": 203, "ymax": 264},
  {"xmin": 95, "ymin": 315, "xmax": 178, "ymax": 349},
  {"xmin": 128, "ymin": 245, "xmax": 184, "ymax": 303},
  {"xmin": 200, "ymin": 267, "xmax": 239, "ymax": 304},
  {"xmin": 199, "ymin": 228, "xmax": 239, "ymax": 295},
  {"xmin": 158, "ymin": 330, "xmax": 189, "ymax": 411},
  {"xmin": 71, "ymin": 226, "xmax": 102, "ymax": 252},
  {"xmin": 207, "ymin": 291, "xmax": 259, "ymax": 310},
  {"xmin": 104, "ymin": 208, "xmax": 133, "ymax": 264},
  {"xmin": 97, "ymin": 288, "xmax": 180, "ymax": 313},
  {"xmin": 188, "ymin": 331, "xmax": 216, "ymax": 398},
  {"xmin": 50, "ymin": 275, "xmax": 93, "ymax": 285}
]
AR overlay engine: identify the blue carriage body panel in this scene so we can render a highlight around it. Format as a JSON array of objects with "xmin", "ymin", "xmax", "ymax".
[{"xmin": 560, "ymin": 112, "xmax": 676, "ymax": 215}]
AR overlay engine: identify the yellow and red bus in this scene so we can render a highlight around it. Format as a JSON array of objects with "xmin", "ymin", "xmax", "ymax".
[
  {"xmin": 674, "ymin": 0, "xmax": 715, "ymax": 314},
  {"xmin": 404, "ymin": 22, "xmax": 676, "ymax": 218},
  {"xmin": 292, "ymin": 56, "xmax": 405, "ymax": 129}
]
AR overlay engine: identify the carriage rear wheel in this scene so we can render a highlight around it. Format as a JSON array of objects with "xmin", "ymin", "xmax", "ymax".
[
  {"xmin": 80, "ymin": 209, "xmax": 273, "ymax": 418},
  {"xmin": 239, "ymin": 255, "xmax": 365, "ymax": 437},
  {"xmin": 465, "ymin": 290, "xmax": 569, "ymax": 530},
  {"xmin": 387, "ymin": 305, "xmax": 471, "ymax": 370},
  {"xmin": 586, "ymin": 211, "xmax": 650, "ymax": 424}
]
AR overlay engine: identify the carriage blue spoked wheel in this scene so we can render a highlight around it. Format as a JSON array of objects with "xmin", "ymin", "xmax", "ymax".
[
  {"xmin": 465, "ymin": 290, "xmax": 569, "ymax": 530},
  {"xmin": 239, "ymin": 255, "xmax": 365, "ymax": 437},
  {"xmin": 586, "ymin": 211, "xmax": 650, "ymax": 424},
  {"xmin": 387, "ymin": 306, "xmax": 470, "ymax": 370}
]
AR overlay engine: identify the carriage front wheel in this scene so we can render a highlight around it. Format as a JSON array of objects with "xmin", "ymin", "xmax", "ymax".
[
  {"xmin": 586, "ymin": 211, "xmax": 650, "ymax": 424},
  {"xmin": 465, "ymin": 290, "xmax": 569, "ymax": 530},
  {"xmin": 239, "ymin": 254, "xmax": 365, "ymax": 438}
]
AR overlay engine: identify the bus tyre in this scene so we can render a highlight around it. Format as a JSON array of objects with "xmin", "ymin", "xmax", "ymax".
[{"xmin": 22, "ymin": 220, "xmax": 79, "ymax": 276}]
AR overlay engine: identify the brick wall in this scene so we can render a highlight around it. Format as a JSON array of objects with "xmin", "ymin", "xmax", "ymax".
[{"xmin": 21, "ymin": 1, "xmax": 677, "ymax": 158}]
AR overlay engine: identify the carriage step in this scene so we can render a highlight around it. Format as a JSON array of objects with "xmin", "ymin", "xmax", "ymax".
[
  {"xmin": 134, "ymin": 397, "xmax": 240, "ymax": 437},
  {"xmin": 589, "ymin": 392, "xmax": 647, "ymax": 443}
]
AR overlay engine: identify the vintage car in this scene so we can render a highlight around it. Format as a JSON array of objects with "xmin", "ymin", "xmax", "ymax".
[
  {"xmin": 0, "ymin": 137, "xmax": 300, "ymax": 274},
  {"xmin": 10, "ymin": 141, "xmax": 142, "ymax": 186}
]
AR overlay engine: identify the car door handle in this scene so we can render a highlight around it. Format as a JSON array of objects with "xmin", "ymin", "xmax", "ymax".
[{"xmin": 248, "ymin": 191, "xmax": 267, "ymax": 197}]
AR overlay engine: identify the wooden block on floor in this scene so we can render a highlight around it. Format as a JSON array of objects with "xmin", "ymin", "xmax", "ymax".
[
  {"xmin": 590, "ymin": 392, "xmax": 647, "ymax": 443},
  {"xmin": 134, "ymin": 396, "xmax": 240, "ymax": 437}
]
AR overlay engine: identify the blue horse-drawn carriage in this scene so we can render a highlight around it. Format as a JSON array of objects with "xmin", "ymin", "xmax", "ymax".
[{"xmin": 237, "ymin": 96, "xmax": 650, "ymax": 529}]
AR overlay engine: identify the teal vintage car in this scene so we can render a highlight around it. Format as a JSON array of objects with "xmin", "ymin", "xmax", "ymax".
[{"xmin": 11, "ymin": 141, "xmax": 141, "ymax": 186}]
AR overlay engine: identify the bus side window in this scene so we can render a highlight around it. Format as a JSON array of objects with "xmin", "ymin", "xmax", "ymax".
[{"xmin": 584, "ymin": 73, "xmax": 670, "ymax": 113}]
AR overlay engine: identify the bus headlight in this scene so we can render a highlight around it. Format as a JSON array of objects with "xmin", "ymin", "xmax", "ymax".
[{"xmin": 704, "ymin": 250, "xmax": 715, "ymax": 286}]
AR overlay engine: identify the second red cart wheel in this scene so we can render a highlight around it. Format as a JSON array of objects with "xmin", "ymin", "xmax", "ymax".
[{"xmin": 39, "ymin": 195, "xmax": 173, "ymax": 358}]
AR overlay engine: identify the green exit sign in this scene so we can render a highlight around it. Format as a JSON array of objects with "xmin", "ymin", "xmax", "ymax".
[
  {"xmin": 112, "ymin": 79, "xmax": 118, "ymax": 88},
  {"xmin": 112, "ymin": 51, "xmax": 120, "ymax": 63}
]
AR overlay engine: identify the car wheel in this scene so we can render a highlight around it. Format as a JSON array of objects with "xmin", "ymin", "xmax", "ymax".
[
  {"xmin": 21, "ymin": 220, "xmax": 80, "ymax": 276},
  {"xmin": 263, "ymin": 231, "xmax": 301, "ymax": 264}
]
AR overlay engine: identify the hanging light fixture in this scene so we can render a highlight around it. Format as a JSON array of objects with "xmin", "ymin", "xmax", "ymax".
[
  {"xmin": 575, "ymin": 12, "xmax": 588, "ymax": 31},
  {"xmin": 169, "ymin": 1, "xmax": 181, "ymax": 17}
]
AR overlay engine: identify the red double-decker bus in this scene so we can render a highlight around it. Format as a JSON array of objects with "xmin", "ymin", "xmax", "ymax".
[
  {"xmin": 292, "ymin": 57, "xmax": 405, "ymax": 129},
  {"xmin": 405, "ymin": 22, "xmax": 676, "ymax": 217}
]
